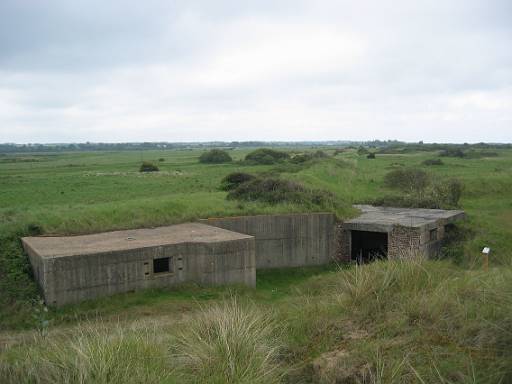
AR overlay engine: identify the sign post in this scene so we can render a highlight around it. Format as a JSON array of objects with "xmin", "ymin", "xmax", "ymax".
[{"xmin": 482, "ymin": 247, "xmax": 490, "ymax": 271}]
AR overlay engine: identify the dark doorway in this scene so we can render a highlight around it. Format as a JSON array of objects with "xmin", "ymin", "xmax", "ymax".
[{"xmin": 351, "ymin": 230, "xmax": 388, "ymax": 263}]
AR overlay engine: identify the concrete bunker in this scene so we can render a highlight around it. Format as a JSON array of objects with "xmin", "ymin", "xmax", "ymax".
[
  {"xmin": 339, "ymin": 205, "xmax": 465, "ymax": 262},
  {"xmin": 22, "ymin": 208, "xmax": 465, "ymax": 306},
  {"xmin": 22, "ymin": 223, "xmax": 256, "ymax": 306}
]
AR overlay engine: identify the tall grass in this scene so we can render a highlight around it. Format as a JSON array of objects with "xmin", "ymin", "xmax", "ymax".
[
  {"xmin": 1, "ymin": 299, "xmax": 283, "ymax": 384},
  {"xmin": 324, "ymin": 259, "xmax": 512, "ymax": 383},
  {"xmin": 171, "ymin": 299, "xmax": 283, "ymax": 384},
  {"xmin": 0, "ymin": 323, "xmax": 174, "ymax": 384}
]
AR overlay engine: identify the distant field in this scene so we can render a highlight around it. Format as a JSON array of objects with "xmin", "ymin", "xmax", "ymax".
[
  {"xmin": 1, "ymin": 146, "xmax": 512, "ymax": 382},
  {"xmin": 2, "ymin": 146, "xmax": 511, "ymax": 260}
]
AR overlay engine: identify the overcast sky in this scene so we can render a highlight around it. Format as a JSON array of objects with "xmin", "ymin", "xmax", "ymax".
[{"xmin": 0, "ymin": 0, "xmax": 511, "ymax": 143}]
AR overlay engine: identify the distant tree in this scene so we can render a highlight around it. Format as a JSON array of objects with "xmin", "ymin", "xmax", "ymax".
[
  {"xmin": 357, "ymin": 146, "xmax": 369, "ymax": 155},
  {"xmin": 367, "ymin": 153, "xmax": 376, "ymax": 159},
  {"xmin": 199, "ymin": 149, "xmax": 233, "ymax": 164},
  {"xmin": 139, "ymin": 161, "xmax": 159, "ymax": 172}
]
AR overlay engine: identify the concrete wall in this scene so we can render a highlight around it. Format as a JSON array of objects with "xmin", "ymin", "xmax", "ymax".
[
  {"xmin": 23, "ymin": 238, "xmax": 255, "ymax": 306},
  {"xmin": 201, "ymin": 213, "xmax": 337, "ymax": 269}
]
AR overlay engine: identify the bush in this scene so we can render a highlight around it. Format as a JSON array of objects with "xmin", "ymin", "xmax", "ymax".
[
  {"xmin": 366, "ymin": 153, "xmax": 375, "ymax": 159},
  {"xmin": 158, "ymin": 158, "xmax": 165, "ymax": 162},
  {"xmin": 368, "ymin": 195, "xmax": 441, "ymax": 209},
  {"xmin": 357, "ymin": 146, "xmax": 368, "ymax": 155},
  {"xmin": 439, "ymin": 148, "xmax": 465, "ymax": 158},
  {"xmin": 432, "ymin": 178, "xmax": 464, "ymax": 207},
  {"xmin": 383, "ymin": 168, "xmax": 430, "ymax": 197},
  {"xmin": 199, "ymin": 149, "xmax": 232, "ymax": 164},
  {"xmin": 372, "ymin": 176, "xmax": 464, "ymax": 209},
  {"xmin": 227, "ymin": 177, "xmax": 337, "ymax": 209},
  {"xmin": 220, "ymin": 172, "xmax": 256, "ymax": 191},
  {"xmin": 313, "ymin": 150, "xmax": 329, "ymax": 158},
  {"xmin": 290, "ymin": 153, "xmax": 314, "ymax": 164},
  {"xmin": 139, "ymin": 161, "xmax": 159, "ymax": 172},
  {"xmin": 245, "ymin": 149, "xmax": 289, "ymax": 165},
  {"xmin": 422, "ymin": 158, "xmax": 444, "ymax": 166}
]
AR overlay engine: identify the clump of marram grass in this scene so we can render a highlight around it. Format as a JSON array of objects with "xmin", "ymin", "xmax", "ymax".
[
  {"xmin": 324, "ymin": 260, "xmax": 512, "ymax": 382},
  {"xmin": 171, "ymin": 299, "xmax": 283, "ymax": 384},
  {"xmin": 0, "ymin": 323, "xmax": 173, "ymax": 384}
]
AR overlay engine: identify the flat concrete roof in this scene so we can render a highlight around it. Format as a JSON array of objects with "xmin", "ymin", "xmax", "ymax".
[
  {"xmin": 344, "ymin": 205, "xmax": 465, "ymax": 232},
  {"xmin": 22, "ymin": 223, "xmax": 253, "ymax": 259}
]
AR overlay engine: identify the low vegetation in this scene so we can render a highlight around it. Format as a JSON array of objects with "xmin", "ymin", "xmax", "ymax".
[
  {"xmin": 2, "ymin": 145, "xmax": 512, "ymax": 383},
  {"xmin": 376, "ymin": 167, "xmax": 463, "ymax": 209},
  {"xmin": 220, "ymin": 172, "xmax": 256, "ymax": 191},
  {"xmin": 199, "ymin": 149, "xmax": 233, "ymax": 164},
  {"xmin": 226, "ymin": 176, "xmax": 338, "ymax": 210},
  {"xmin": 2, "ymin": 260, "xmax": 511, "ymax": 383},
  {"xmin": 245, "ymin": 148, "xmax": 289, "ymax": 164},
  {"xmin": 139, "ymin": 161, "xmax": 159, "ymax": 172},
  {"xmin": 422, "ymin": 158, "xmax": 443, "ymax": 166}
]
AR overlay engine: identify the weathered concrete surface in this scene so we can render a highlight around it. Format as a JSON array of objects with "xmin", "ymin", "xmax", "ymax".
[
  {"xmin": 200, "ymin": 213, "xmax": 337, "ymax": 268},
  {"xmin": 344, "ymin": 205, "xmax": 465, "ymax": 232},
  {"xmin": 22, "ymin": 223, "xmax": 255, "ymax": 306}
]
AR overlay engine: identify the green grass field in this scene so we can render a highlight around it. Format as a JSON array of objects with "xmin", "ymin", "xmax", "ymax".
[{"xmin": 1, "ymin": 147, "xmax": 512, "ymax": 383}]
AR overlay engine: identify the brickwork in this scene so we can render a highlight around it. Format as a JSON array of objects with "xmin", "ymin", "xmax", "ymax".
[
  {"xmin": 335, "ymin": 224, "xmax": 351, "ymax": 262},
  {"xmin": 388, "ymin": 225, "xmax": 422, "ymax": 259}
]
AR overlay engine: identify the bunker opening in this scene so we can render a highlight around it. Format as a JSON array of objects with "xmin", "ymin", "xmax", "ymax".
[{"xmin": 351, "ymin": 230, "xmax": 388, "ymax": 263}]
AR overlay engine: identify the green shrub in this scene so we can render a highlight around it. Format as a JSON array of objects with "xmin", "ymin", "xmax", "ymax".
[
  {"xmin": 220, "ymin": 172, "xmax": 256, "ymax": 191},
  {"xmin": 439, "ymin": 148, "xmax": 465, "ymax": 158},
  {"xmin": 199, "ymin": 149, "xmax": 232, "ymax": 164},
  {"xmin": 422, "ymin": 158, "xmax": 443, "ymax": 166},
  {"xmin": 368, "ymin": 195, "xmax": 441, "ymax": 209},
  {"xmin": 313, "ymin": 150, "xmax": 329, "ymax": 158},
  {"xmin": 245, "ymin": 148, "xmax": 289, "ymax": 165},
  {"xmin": 432, "ymin": 178, "xmax": 464, "ymax": 207},
  {"xmin": 139, "ymin": 161, "xmax": 159, "ymax": 172},
  {"xmin": 366, "ymin": 153, "xmax": 376, "ymax": 159},
  {"xmin": 357, "ymin": 146, "xmax": 368, "ymax": 155},
  {"xmin": 384, "ymin": 168, "xmax": 430, "ymax": 197},
  {"xmin": 158, "ymin": 158, "xmax": 165, "ymax": 162},
  {"xmin": 227, "ymin": 177, "xmax": 337, "ymax": 209},
  {"xmin": 290, "ymin": 153, "xmax": 314, "ymax": 164}
]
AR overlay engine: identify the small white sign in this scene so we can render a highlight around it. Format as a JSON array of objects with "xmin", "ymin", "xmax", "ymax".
[{"xmin": 482, "ymin": 247, "xmax": 491, "ymax": 254}]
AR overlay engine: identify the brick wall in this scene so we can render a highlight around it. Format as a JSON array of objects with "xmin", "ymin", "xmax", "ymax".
[
  {"xmin": 335, "ymin": 224, "xmax": 351, "ymax": 262},
  {"xmin": 388, "ymin": 225, "xmax": 422, "ymax": 259}
]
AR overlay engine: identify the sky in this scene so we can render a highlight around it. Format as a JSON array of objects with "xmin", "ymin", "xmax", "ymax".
[{"xmin": 0, "ymin": 0, "xmax": 511, "ymax": 144}]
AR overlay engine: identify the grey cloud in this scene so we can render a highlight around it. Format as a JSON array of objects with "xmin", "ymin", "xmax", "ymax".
[{"xmin": 0, "ymin": 0, "xmax": 511, "ymax": 143}]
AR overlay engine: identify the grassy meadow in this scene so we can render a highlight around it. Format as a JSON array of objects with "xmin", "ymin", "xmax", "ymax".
[{"xmin": 1, "ymin": 146, "xmax": 512, "ymax": 383}]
